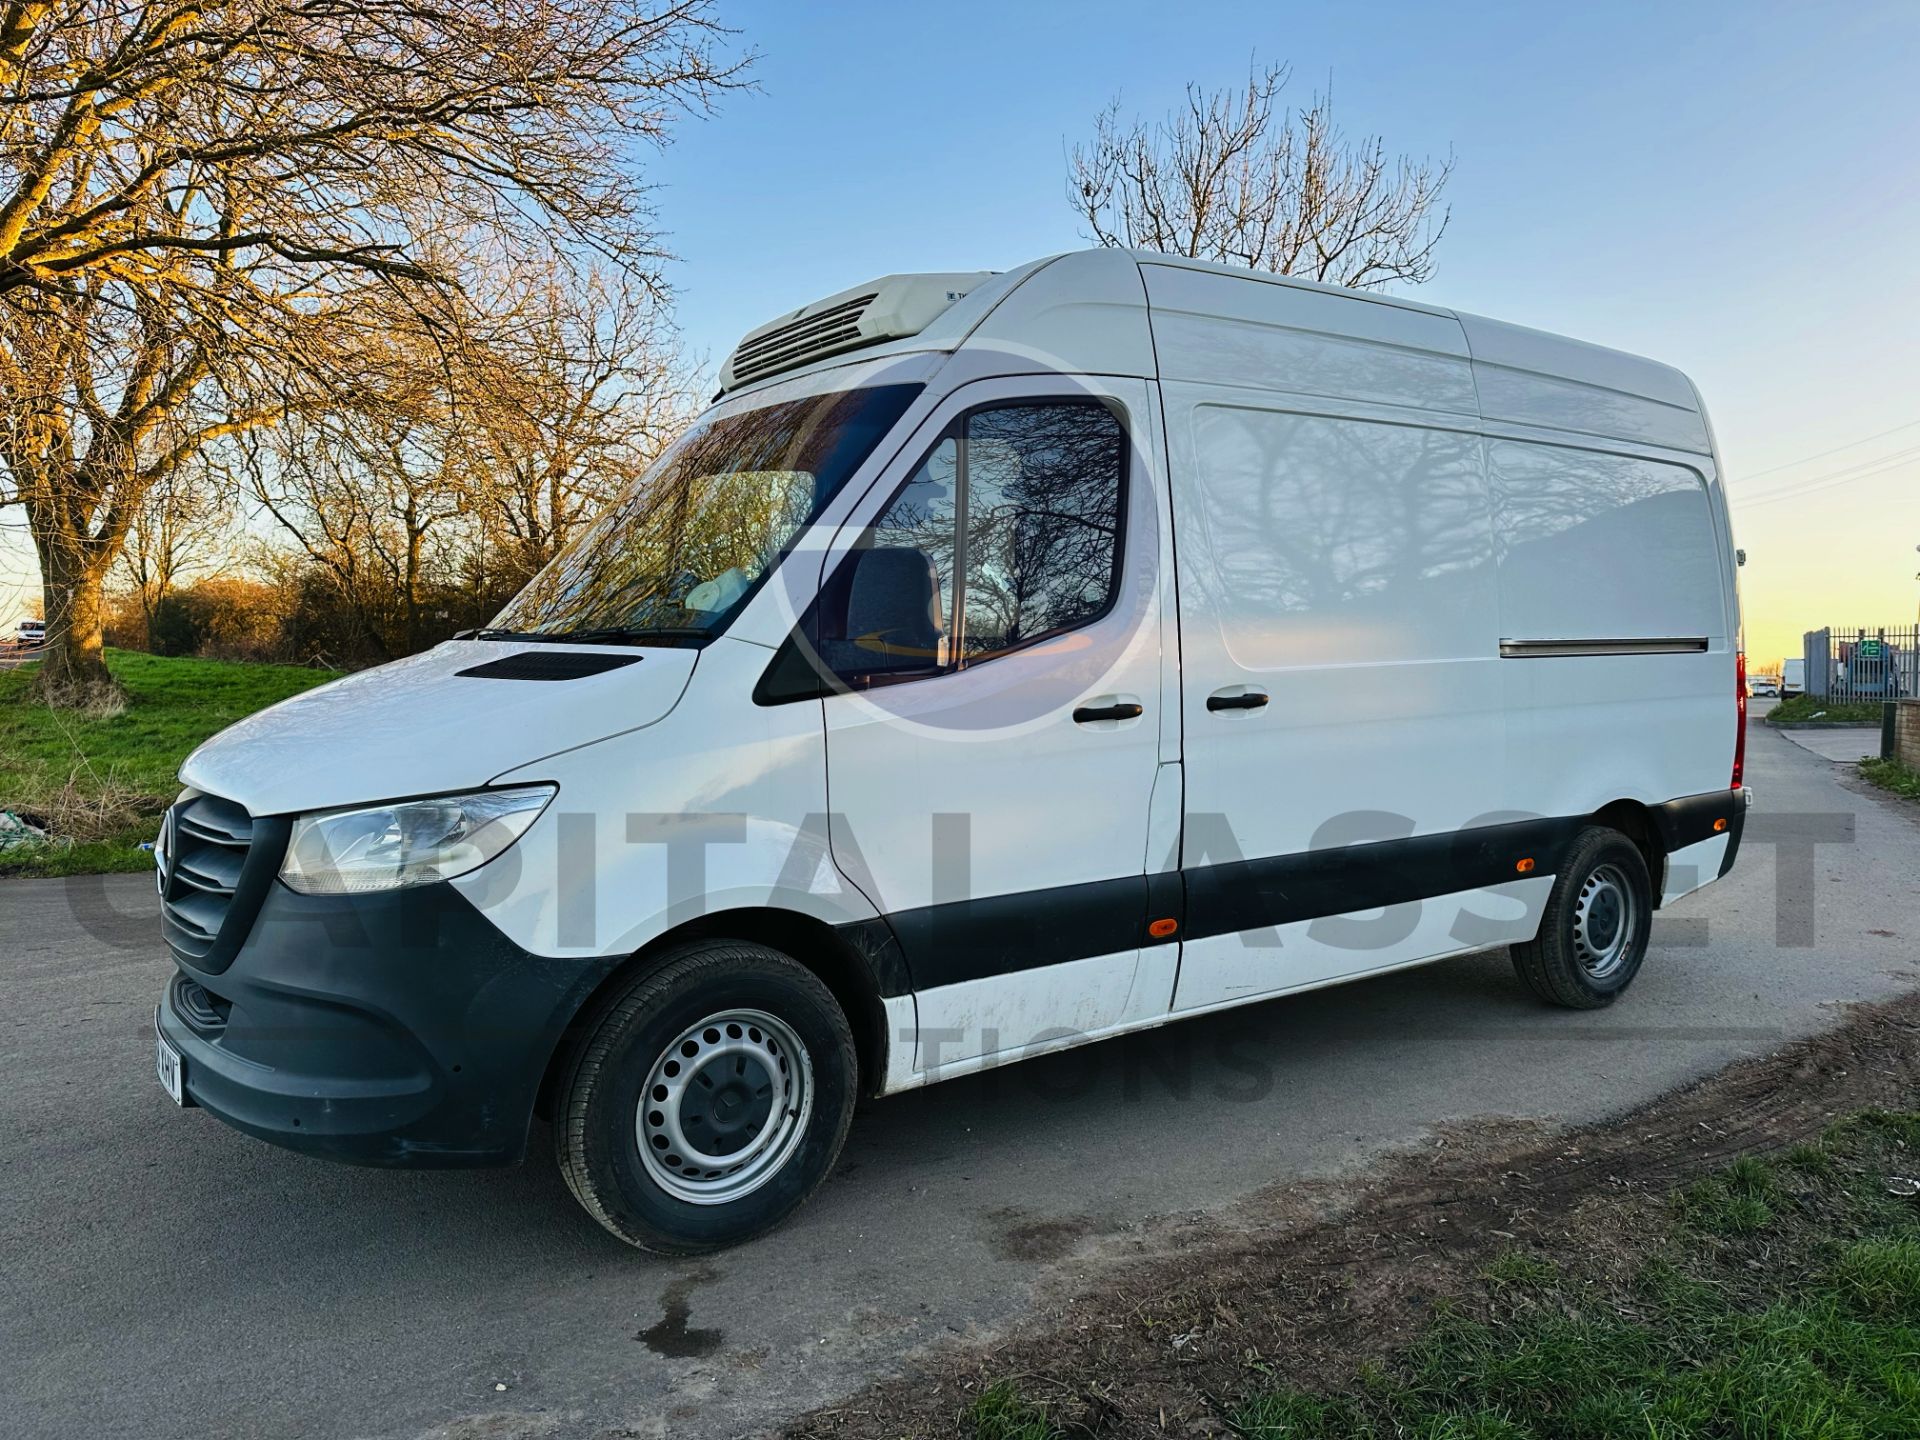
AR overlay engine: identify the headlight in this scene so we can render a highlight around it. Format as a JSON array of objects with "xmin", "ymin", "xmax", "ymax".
[{"xmin": 280, "ymin": 786, "xmax": 555, "ymax": 895}]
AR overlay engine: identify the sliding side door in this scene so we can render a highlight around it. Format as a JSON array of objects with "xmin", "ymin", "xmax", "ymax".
[{"xmin": 1164, "ymin": 390, "xmax": 1548, "ymax": 1012}]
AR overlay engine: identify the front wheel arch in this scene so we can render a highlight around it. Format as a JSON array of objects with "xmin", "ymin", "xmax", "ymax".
[
  {"xmin": 534, "ymin": 907, "xmax": 895, "ymax": 1123},
  {"xmin": 554, "ymin": 938, "xmax": 860, "ymax": 1252}
]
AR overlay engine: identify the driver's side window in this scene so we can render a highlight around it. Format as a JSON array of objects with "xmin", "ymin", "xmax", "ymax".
[{"xmin": 816, "ymin": 398, "xmax": 1127, "ymax": 686}]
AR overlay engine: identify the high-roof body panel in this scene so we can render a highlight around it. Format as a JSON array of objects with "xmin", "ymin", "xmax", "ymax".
[
  {"xmin": 1452, "ymin": 312, "xmax": 1710, "ymax": 454},
  {"xmin": 717, "ymin": 248, "xmax": 1711, "ymax": 456}
]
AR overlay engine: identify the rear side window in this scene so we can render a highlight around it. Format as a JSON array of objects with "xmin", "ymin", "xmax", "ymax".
[{"xmin": 814, "ymin": 400, "xmax": 1127, "ymax": 684}]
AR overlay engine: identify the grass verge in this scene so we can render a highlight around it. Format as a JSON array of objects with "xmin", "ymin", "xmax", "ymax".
[
  {"xmin": 961, "ymin": 1115, "xmax": 1920, "ymax": 1440},
  {"xmin": 1767, "ymin": 694, "xmax": 1887, "ymax": 725},
  {"xmin": 0, "ymin": 649, "xmax": 336, "ymax": 878},
  {"xmin": 961, "ymin": 1383, "xmax": 1059, "ymax": 1440},
  {"xmin": 788, "ymin": 994, "xmax": 1920, "ymax": 1440},
  {"xmin": 1861, "ymin": 756, "xmax": 1920, "ymax": 801},
  {"xmin": 1228, "ymin": 1113, "xmax": 1920, "ymax": 1438}
]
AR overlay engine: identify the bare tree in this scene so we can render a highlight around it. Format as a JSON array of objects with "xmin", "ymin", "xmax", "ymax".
[
  {"xmin": 243, "ymin": 258, "xmax": 695, "ymax": 658},
  {"xmin": 0, "ymin": 274, "xmax": 274, "ymax": 696},
  {"xmin": 469, "ymin": 263, "xmax": 700, "ymax": 589},
  {"xmin": 1069, "ymin": 63, "xmax": 1451, "ymax": 290},
  {"xmin": 246, "ymin": 293, "xmax": 488, "ymax": 659},
  {"xmin": 0, "ymin": 1, "xmax": 744, "ymax": 702},
  {"xmin": 119, "ymin": 461, "xmax": 236, "ymax": 638}
]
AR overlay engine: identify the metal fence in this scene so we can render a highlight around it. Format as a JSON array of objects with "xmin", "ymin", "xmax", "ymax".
[{"xmin": 1802, "ymin": 626, "xmax": 1920, "ymax": 703}]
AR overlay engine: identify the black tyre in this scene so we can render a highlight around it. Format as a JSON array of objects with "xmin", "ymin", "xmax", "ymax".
[
  {"xmin": 1510, "ymin": 826, "xmax": 1654, "ymax": 1009},
  {"xmin": 555, "ymin": 940, "xmax": 857, "ymax": 1253}
]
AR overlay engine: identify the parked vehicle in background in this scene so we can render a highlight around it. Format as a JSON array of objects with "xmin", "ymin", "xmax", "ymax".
[
  {"xmin": 1836, "ymin": 637, "xmax": 1905, "ymax": 698},
  {"xmin": 1802, "ymin": 627, "xmax": 1920, "ymax": 704},
  {"xmin": 153, "ymin": 248, "xmax": 1750, "ymax": 1253},
  {"xmin": 1782, "ymin": 657, "xmax": 1805, "ymax": 696},
  {"xmin": 1748, "ymin": 674, "xmax": 1779, "ymax": 698},
  {"xmin": 14, "ymin": 617, "xmax": 44, "ymax": 648}
]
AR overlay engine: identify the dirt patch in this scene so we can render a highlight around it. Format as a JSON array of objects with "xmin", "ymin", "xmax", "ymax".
[
  {"xmin": 984, "ymin": 1209, "xmax": 1121, "ymax": 1263},
  {"xmin": 785, "ymin": 990, "xmax": 1920, "ymax": 1439}
]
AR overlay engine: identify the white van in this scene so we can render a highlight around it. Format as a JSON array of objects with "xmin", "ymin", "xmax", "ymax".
[{"xmin": 155, "ymin": 250, "xmax": 1749, "ymax": 1252}]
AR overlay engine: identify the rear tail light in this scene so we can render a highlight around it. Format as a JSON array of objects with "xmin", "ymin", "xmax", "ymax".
[{"xmin": 1732, "ymin": 650, "xmax": 1748, "ymax": 789}]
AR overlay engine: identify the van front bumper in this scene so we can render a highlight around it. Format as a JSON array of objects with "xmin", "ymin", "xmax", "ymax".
[{"xmin": 156, "ymin": 881, "xmax": 618, "ymax": 1168}]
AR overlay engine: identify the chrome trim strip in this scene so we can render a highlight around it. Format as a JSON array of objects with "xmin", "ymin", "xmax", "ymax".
[{"xmin": 1499, "ymin": 637, "xmax": 1710, "ymax": 658}]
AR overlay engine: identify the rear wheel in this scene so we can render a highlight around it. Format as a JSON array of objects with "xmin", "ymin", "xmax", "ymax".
[
  {"xmin": 1510, "ymin": 827, "xmax": 1654, "ymax": 1009},
  {"xmin": 555, "ymin": 940, "xmax": 858, "ymax": 1253}
]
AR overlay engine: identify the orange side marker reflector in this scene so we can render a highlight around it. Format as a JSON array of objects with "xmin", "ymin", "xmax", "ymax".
[
  {"xmin": 1515, "ymin": 857, "xmax": 1536, "ymax": 873},
  {"xmin": 1714, "ymin": 817, "xmax": 1728, "ymax": 832},
  {"xmin": 1148, "ymin": 917, "xmax": 1179, "ymax": 939}
]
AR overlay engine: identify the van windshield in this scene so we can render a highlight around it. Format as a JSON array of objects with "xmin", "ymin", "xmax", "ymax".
[{"xmin": 489, "ymin": 382, "xmax": 923, "ymax": 645}]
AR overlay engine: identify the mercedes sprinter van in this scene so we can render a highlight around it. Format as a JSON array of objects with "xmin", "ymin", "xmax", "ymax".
[{"xmin": 154, "ymin": 250, "xmax": 1749, "ymax": 1252}]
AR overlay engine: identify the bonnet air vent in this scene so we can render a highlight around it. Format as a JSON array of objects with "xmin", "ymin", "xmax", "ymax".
[
  {"xmin": 720, "ymin": 271, "xmax": 995, "ymax": 392},
  {"xmin": 456, "ymin": 651, "xmax": 642, "ymax": 681}
]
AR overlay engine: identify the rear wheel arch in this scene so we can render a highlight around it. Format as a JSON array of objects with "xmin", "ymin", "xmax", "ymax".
[
  {"xmin": 1513, "ymin": 824, "xmax": 1655, "ymax": 1009},
  {"xmin": 1589, "ymin": 799, "xmax": 1664, "ymax": 904},
  {"xmin": 535, "ymin": 906, "xmax": 894, "ymax": 1122}
]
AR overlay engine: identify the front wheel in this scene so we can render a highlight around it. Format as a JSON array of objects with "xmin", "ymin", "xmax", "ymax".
[
  {"xmin": 1510, "ymin": 826, "xmax": 1654, "ymax": 1009},
  {"xmin": 555, "ymin": 940, "xmax": 858, "ymax": 1253}
]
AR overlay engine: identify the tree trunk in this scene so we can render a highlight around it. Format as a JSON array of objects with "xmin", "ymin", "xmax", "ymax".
[
  {"xmin": 403, "ymin": 500, "xmax": 425, "ymax": 654},
  {"xmin": 34, "ymin": 542, "xmax": 118, "ymax": 704}
]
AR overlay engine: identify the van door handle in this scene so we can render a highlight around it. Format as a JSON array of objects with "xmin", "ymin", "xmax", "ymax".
[
  {"xmin": 1073, "ymin": 702, "xmax": 1144, "ymax": 724},
  {"xmin": 1206, "ymin": 689, "xmax": 1270, "ymax": 712}
]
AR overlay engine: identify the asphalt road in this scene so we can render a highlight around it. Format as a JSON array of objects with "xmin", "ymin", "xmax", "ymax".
[{"xmin": 6, "ymin": 711, "xmax": 1920, "ymax": 1440}]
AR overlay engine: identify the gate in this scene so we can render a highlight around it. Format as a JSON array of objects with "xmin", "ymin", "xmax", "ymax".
[{"xmin": 1802, "ymin": 626, "xmax": 1920, "ymax": 703}]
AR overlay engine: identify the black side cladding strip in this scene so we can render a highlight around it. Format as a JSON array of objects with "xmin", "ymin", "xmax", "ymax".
[
  {"xmin": 878, "ymin": 873, "xmax": 1151, "ymax": 992},
  {"xmin": 832, "ymin": 916, "xmax": 918, "ymax": 1001},
  {"xmin": 836, "ymin": 795, "xmax": 1746, "ymax": 997},
  {"xmin": 1718, "ymin": 795, "xmax": 1748, "ymax": 879},
  {"xmin": 1145, "ymin": 869, "xmax": 1186, "ymax": 935},
  {"xmin": 1649, "ymin": 789, "xmax": 1743, "ymax": 854},
  {"xmin": 1180, "ymin": 813, "xmax": 1583, "ymax": 944}
]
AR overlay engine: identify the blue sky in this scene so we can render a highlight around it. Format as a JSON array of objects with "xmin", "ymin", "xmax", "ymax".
[
  {"xmin": 5, "ymin": 0, "xmax": 1917, "ymax": 664},
  {"xmin": 644, "ymin": 0, "xmax": 1919, "ymax": 665}
]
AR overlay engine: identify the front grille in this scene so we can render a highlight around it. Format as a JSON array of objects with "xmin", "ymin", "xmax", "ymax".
[
  {"xmin": 170, "ymin": 972, "xmax": 230, "ymax": 1032},
  {"xmin": 160, "ymin": 793, "xmax": 255, "ymax": 964}
]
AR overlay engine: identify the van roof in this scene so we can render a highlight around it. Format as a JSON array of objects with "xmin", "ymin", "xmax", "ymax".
[{"xmin": 719, "ymin": 249, "xmax": 1711, "ymax": 457}]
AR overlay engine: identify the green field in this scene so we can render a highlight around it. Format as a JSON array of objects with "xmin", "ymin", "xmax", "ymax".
[{"xmin": 0, "ymin": 650, "xmax": 338, "ymax": 878}]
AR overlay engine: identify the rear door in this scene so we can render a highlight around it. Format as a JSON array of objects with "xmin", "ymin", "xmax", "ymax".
[{"xmin": 816, "ymin": 377, "xmax": 1176, "ymax": 1075}]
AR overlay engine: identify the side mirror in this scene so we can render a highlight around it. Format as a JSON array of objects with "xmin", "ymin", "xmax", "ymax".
[{"xmin": 831, "ymin": 546, "xmax": 947, "ymax": 677}]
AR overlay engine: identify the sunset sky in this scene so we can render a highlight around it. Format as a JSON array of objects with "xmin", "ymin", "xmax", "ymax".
[{"xmin": 6, "ymin": 0, "xmax": 1916, "ymax": 670}]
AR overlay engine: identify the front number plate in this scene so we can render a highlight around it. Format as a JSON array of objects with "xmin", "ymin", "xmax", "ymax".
[{"xmin": 154, "ymin": 1010, "xmax": 184, "ymax": 1106}]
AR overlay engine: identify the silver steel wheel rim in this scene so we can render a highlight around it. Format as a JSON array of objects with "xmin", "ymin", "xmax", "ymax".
[
  {"xmin": 1573, "ymin": 863, "xmax": 1637, "ymax": 981},
  {"xmin": 636, "ymin": 1009, "xmax": 813, "ymax": 1206}
]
